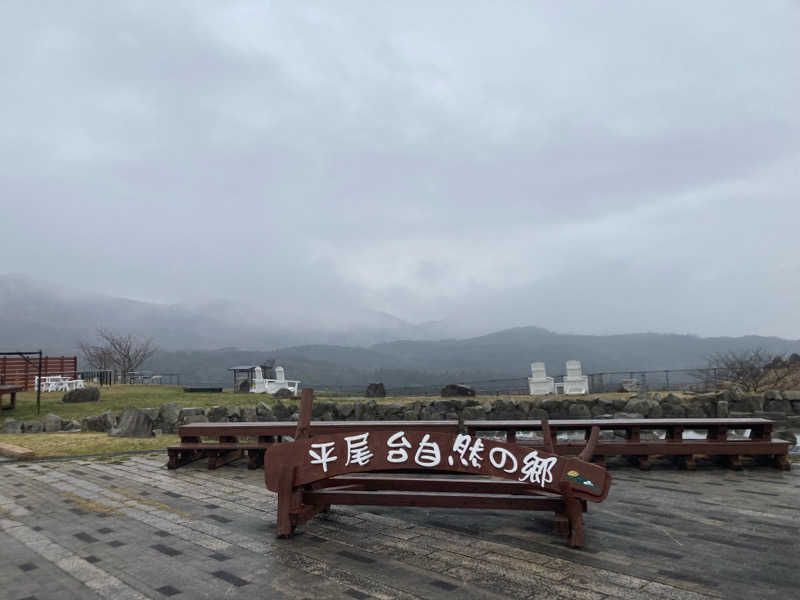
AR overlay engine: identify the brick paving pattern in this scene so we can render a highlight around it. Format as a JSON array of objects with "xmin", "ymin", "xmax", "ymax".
[{"xmin": 0, "ymin": 454, "xmax": 797, "ymax": 599}]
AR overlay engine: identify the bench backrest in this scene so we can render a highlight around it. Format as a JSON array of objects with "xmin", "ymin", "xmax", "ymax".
[{"xmin": 264, "ymin": 428, "xmax": 611, "ymax": 502}]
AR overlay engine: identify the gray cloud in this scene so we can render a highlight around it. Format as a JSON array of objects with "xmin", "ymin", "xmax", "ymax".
[{"xmin": 1, "ymin": 1, "xmax": 799, "ymax": 338}]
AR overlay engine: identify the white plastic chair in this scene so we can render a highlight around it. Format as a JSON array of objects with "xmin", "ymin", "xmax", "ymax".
[
  {"xmin": 563, "ymin": 360, "xmax": 589, "ymax": 394},
  {"xmin": 43, "ymin": 377, "xmax": 60, "ymax": 392},
  {"xmin": 528, "ymin": 361, "xmax": 555, "ymax": 395}
]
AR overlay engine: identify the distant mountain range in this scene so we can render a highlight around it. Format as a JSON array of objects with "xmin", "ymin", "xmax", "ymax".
[{"xmin": 3, "ymin": 273, "xmax": 800, "ymax": 389}]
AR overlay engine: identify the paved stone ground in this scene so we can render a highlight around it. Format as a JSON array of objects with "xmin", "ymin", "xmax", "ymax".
[{"xmin": 0, "ymin": 454, "xmax": 797, "ymax": 600}]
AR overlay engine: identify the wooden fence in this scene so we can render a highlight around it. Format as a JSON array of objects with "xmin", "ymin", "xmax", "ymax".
[{"xmin": 0, "ymin": 356, "xmax": 77, "ymax": 389}]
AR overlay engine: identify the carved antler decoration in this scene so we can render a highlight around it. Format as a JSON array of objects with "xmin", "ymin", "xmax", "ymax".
[{"xmin": 578, "ymin": 426, "xmax": 600, "ymax": 462}]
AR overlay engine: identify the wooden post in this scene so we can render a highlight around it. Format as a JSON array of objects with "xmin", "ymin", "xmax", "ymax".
[
  {"xmin": 276, "ymin": 464, "xmax": 296, "ymax": 537},
  {"xmin": 541, "ymin": 419, "xmax": 555, "ymax": 454},
  {"xmin": 295, "ymin": 388, "xmax": 313, "ymax": 439}
]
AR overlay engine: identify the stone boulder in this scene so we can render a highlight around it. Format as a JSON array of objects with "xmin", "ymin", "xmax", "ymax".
[
  {"xmin": 273, "ymin": 388, "xmax": 295, "ymax": 399},
  {"xmin": 661, "ymin": 402, "xmax": 686, "ymax": 418},
  {"xmin": 623, "ymin": 395, "xmax": 662, "ymax": 418},
  {"xmin": 62, "ymin": 386, "xmax": 100, "ymax": 403},
  {"xmin": 159, "ymin": 402, "xmax": 181, "ymax": 433},
  {"xmin": 2, "ymin": 418, "xmax": 22, "ymax": 433},
  {"xmin": 612, "ymin": 397, "xmax": 629, "ymax": 411},
  {"xmin": 64, "ymin": 419, "xmax": 82, "ymax": 431},
  {"xmin": 241, "ymin": 406, "xmax": 257, "ymax": 422},
  {"xmin": 568, "ymin": 403, "xmax": 591, "ymax": 418},
  {"xmin": 440, "ymin": 384, "xmax": 476, "ymax": 397},
  {"xmin": 182, "ymin": 414, "xmax": 208, "ymax": 424},
  {"xmin": 312, "ymin": 401, "xmax": 337, "ymax": 419},
  {"xmin": 365, "ymin": 383, "xmax": 386, "ymax": 398},
  {"xmin": 140, "ymin": 407, "xmax": 160, "ymax": 423},
  {"xmin": 178, "ymin": 407, "xmax": 205, "ymax": 425},
  {"xmin": 23, "ymin": 420, "xmax": 42, "ymax": 433},
  {"xmin": 462, "ymin": 404, "xmax": 487, "ymax": 420},
  {"xmin": 42, "ymin": 413, "xmax": 63, "ymax": 432},
  {"xmin": 716, "ymin": 400, "xmax": 729, "ymax": 418},
  {"xmin": 418, "ymin": 402, "xmax": 447, "ymax": 421},
  {"xmin": 334, "ymin": 402, "xmax": 355, "ymax": 419},
  {"xmin": 272, "ymin": 399, "xmax": 295, "ymax": 420},
  {"xmin": 542, "ymin": 398, "xmax": 569, "ymax": 419},
  {"xmin": 488, "ymin": 398, "xmax": 522, "ymax": 420},
  {"xmin": 730, "ymin": 393, "xmax": 763, "ymax": 414},
  {"xmin": 82, "ymin": 412, "xmax": 116, "ymax": 432},
  {"xmin": 226, "ymin": 406, "xmax": 241, "ymax": 421},
  {"xmin": 765, "ymin": 399, "xmax": 792, "ymax": 414},
  {"xmin": 402, "ymin": 402, "xmax": 421, "ymax": 421},
  {"xmin": 376, "ymin": 403, "xmax": 405, "ymax": 420},
  {"xmin": 206, "ymin": 406, "xmax": 228, "ymax": 423},
  {"xmin": 685, "ymin": 404, "xmax": 708, "ymax": 418},
  {"xmin": 110, "ymin": 407, "xmax": 154, "ymax": 438},
  {"xmin": 355, "ymin": 399, "xmax": 379, "ymax": 420},
  {"xmin": 613, "ymin": 412, "xmax": 645, "ymax": 419},
  {"xmin": 256, "ymin": 401, "xmax": 274, "ymax": 421},
  {"xmin": 528, "ymin": 407, "xmax": 549, "ymax": 420},
  {"xmin": 782, "ymin": 390, "xmax": 800, "ymax": 401}
]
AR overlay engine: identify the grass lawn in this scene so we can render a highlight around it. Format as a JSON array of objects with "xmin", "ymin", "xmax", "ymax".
[
  {"xmin": 0, "ymin": 432, "xmax": 178, "ymax": 457},
  {"xmin": 2, "ymin": 384, "xmax": 274, "ymax": 422}
]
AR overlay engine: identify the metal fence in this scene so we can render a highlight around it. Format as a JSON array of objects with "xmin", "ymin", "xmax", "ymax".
[
  {"xmin": 307, "ymin": 367, "xmax": 724, "ymax": 397},
  {"xmin": 77, "ymin": 370, "xmax": 115, "ymax": 387}
]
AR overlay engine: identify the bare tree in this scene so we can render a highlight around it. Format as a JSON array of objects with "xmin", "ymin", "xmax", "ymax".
[
  {"xmin": 79, "ymin": 329, "xmax": 158, "ymax": 382},
  {"xmin": 78, "ymin": 340, "xmax": 114, "ymax": 370},
  {"xmin": 705, "ymin": 348, "xmax": 800, "ymax": 392}
]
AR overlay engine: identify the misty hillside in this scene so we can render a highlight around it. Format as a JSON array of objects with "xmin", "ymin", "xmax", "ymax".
[
  {"xmin": 3, "ymin": 274, "xmax": 800, "ymax": 389},
  {"xmin": 149, "ymin": 327, "xmax": 800, "ymax": 389}
]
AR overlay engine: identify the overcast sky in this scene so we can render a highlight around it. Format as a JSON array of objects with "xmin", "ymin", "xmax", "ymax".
[{"xmin": 2, "ymin": 2, "xmax": 799, "ymax": 339}]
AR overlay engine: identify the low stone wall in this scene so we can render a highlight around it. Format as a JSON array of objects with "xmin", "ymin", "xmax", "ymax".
[{"xmin": 3, "ymin": 390, "xmax": 800, "ymax": 436}]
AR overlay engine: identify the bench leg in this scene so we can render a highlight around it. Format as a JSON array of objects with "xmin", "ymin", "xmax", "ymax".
[
  {"xmin": 167, "ymin": 449, "xmax": 203, "ymax": 469},
  {"xmin": 565, "ymin": 496, "xmax": 584, "ymax": 548},
  {"xmin": 678, "ymin": 454, "xmax": 696, "ymax": 470},
  {"xmin": 591, "ymin": 455, "xmax": 605, "ymax": 467},
  {"xmin": 247, "ymin": 449, "xmax": 265, "ymax": 469},
  {"xmin": 774, "ymin": 454, "xmax": 791, "ymax": 471},
  {"xmin": 726, "ymin": 455, "xmax": 743, "ymax": 471},
  {"xmin": 276, "ymin": 465, "xmax": 296, "ymax": 538},
  {"xmin": 208, "ymin": 449, "xmax": 242, "ymax": 470},
  {"xmin": 627, "ymin": 455, "xmax": 650, "ymax": 470},
  {"xmin": 554, "ymin": 513, "xmax": 570, "ymax": 537}
]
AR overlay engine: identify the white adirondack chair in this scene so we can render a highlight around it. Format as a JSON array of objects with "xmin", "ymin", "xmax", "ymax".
[
  {"xmin": 250, "ymin": 367, "xmax": 267, "ymax": 393},
  {"xmin": 528, "ymin": 361, "xmax": 555, "ymax": 395},
  {"xmin": 563, "ymin": 360, "xmax": 589, "ymax": 394}
]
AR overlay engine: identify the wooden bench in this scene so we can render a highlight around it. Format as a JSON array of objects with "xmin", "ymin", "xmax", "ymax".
[
  {"xmin": 264, "ymin": 390, "xmax": 611, "ymax": 548},
  {"xmin": 169, "ymin": 417, "xmax": 791, "ymax": 471},
  {"xmin": 0, "ymin": 385, "xmax": 23, "ymax": 411},
  {"xmin": 466, "ymin": 418, "xmax": 792, "ymax": 470}
]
